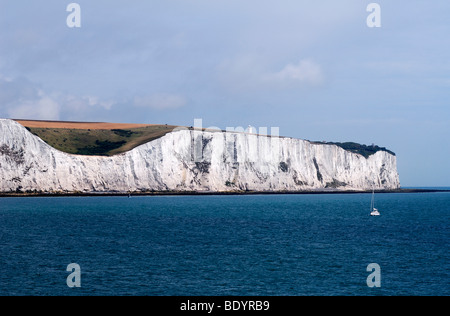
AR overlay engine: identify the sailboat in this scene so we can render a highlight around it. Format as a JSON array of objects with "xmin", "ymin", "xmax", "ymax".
[{"xmin": 370, "ymin": 189, "xmax": 380, "ymax": 216}]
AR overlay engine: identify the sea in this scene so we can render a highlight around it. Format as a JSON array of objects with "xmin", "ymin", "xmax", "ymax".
[{"xmin": 0, "ymin": 189, "xmax": 449, "ymax": 296}]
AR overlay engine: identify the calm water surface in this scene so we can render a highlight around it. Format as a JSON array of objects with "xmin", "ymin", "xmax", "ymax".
[{"xmin": 0, "ymin": 192, "xmax": 449, "ymax": 295}]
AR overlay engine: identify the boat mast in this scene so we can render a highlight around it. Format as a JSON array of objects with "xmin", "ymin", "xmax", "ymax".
[{"xmin": 371, "ymin": 187, "xmax": 375, "ymax": 211}]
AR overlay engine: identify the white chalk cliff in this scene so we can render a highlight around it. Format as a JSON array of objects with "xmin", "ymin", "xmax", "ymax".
[{"xmin": 0, "ymin": 119, "xmax": 400, "ymax": 193}]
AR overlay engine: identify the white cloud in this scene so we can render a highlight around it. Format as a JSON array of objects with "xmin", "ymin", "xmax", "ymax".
[
  {"xmin": 64, "ymin": 95, "xmax": 114, "ymax": 112},
  {"xmin": 86, "ymin": 96, "xmax": 114, "ymax": 110},
  {"xmin": 0, "ymin": 76, "xmax": 61, "ymax": 120},
  {"xmin": 133, "ymin": 94, "xmax": 186, "ymax": 110},
  {"xmin": 0, "ymin": 76, "xmax": 116, "ymax": 121},
  {"xmin": 217, "ymin": 56, "xmax": 324, "ymax": 92},
  {"xmin": 269, "ymin": 59, "xmax": 324, "ymax": 85},
  {"xmin": 7, "ymin": 90, "xmax": 60, "ymax": 120}
]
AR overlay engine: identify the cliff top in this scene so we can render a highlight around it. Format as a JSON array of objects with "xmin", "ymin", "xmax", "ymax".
[
  {"xmin": 14, "ymin": 119, "xmax": 157, "ymax": 130},
  {"xmin": 12, "ymin": 119, "xmax": 395, "ymax": 158},
  {"xmin": 309, "ymin": 141, "xmax": 396, "ymax": 158},
  {"xmin": 14, "ymin": 119, "xmax": 178, "ymax": 156}
]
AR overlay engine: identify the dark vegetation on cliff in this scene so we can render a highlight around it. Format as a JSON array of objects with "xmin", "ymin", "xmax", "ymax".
[{"xmin": 310, "ymin": 141, "xmax": 395, "ymax": 158}]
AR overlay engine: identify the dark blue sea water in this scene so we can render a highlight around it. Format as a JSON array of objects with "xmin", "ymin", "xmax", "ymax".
[{"xmin": 0, "ymin": 192, "xmax": 449, "ymax": 296}]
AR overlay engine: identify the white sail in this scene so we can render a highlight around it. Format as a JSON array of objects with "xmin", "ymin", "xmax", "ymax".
[{"xmin": 370, "ymin": 189, "xmax": 380, "ymax": 216}]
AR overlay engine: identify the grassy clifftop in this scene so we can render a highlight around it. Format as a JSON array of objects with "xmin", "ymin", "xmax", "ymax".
[{"xmin": 16, "ymin": 120, "xmax": 178, "ymax": 156}]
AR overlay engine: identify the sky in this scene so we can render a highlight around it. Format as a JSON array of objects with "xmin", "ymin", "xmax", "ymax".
[{"xmin": 0, "ymin": 0, "xmax": 449, "ymax": 186}]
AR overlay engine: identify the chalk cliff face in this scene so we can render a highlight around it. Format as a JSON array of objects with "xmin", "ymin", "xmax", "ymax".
[{"xmin": 0, "ymin": 119, "xmax": 400, "ymax": 193}]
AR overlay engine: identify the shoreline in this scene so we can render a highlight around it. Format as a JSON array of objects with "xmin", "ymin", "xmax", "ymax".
[{"xmin": 0, "ymin": 188, "xmax": 448, "ymax": 198}]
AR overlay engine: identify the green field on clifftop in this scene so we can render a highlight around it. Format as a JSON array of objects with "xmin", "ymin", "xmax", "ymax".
[{"xmin": 25, "ymin": 125, "xmax": 178, "ymax": 156}]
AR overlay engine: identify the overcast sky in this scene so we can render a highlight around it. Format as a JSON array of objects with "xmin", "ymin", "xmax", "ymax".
[{"xmin": 0, "ymin": 0, "xmax": 449, "ymax": 186}]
